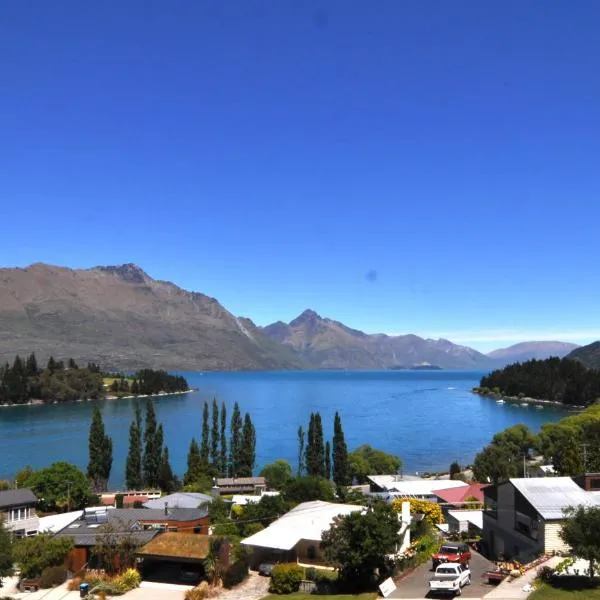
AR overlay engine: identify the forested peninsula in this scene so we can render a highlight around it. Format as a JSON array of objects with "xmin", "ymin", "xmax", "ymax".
[
  {"xmin": 474, "ymin": 356, "xmax": 600, "ymax": 407},
  {"xmin": 0, "ymin": 353, "xmax": 189, "ymax": 405}
]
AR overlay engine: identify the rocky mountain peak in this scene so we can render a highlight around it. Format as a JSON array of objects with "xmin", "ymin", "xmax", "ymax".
[
  {"xmin": 290, "ymin": 309, "xmax": 321, "ymax": 327},
  {"xmin": 95, "ymin": 263, "xmax": 149, "ymax": 284}
]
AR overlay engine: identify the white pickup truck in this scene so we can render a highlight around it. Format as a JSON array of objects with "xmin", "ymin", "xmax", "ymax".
[{"xmin": 429, "ymin": 562, "xmax": 471, "ymax": 596}]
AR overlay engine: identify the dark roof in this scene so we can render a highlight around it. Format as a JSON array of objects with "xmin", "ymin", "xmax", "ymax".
[
  {"xmin": 0, "ymin": 488, "xmax": 37, "ymax": 509},
  {"xmin": 217, "ymin": 477, "xmax": 265, "ymax": 486},
  {"xmin": 111, "ymin": 507, "xmax": 208, "ymax": 522}
]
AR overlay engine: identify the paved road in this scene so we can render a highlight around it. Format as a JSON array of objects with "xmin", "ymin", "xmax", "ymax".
[{"xmin": 390, "ymin": 551, "xmax": 494, "ymax": 599}]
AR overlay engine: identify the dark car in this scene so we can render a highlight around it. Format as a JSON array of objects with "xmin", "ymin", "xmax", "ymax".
[
  {"xmin": 431, "ymin": 543, "xmax": 472, "ymax": 569},
  {"xmin": 258, "ymin": 563, "xmax": 275, "ymax": 576}
]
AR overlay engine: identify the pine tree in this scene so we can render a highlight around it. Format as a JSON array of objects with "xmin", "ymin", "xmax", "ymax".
[
  {"xmin": 158, "ymin": 447, "xmax": 177, "ymax": 493},
  {"xmin": 210, "ymin": 398, "xmax": 219, "ymax": 466},
  {"xmin": 332, "ymin": 411, "xmax": 349, "ymax": 486},
  {"xmin": 125, "ymin": 403, "xmax": 143, "ymax": 489},
  {"xmin": 47, "ymin": 356, "xmax": 57, "ymax": 372},
  {"xmin": 143, "ymin": 399, "xmax": 162, "ymax": 488},
  {"xmin": 87, "ymin": 407, "xmax": 113, "ymax": 492},
  {"xmin": 25, "ymin": 352, "xmax": 38, "ymax": 377},
  {"xmin": 68, "ymin": 358, "xmax": 79, "ymax": 369},
  {"xmin": 229, "ymin": 402, "xmax": 243, "ymax": 477},
  {"xmin": 219, "ymin": 402, "xmax": 227, "ymax": 476},
  {"xmin": 297, "ymin": 425, "xmax": 305, "ymax": 476},
  {"xmin": 131, "ymin": 379, "xmax": 140, "ymax": 395},
  {"xmin": 184, "ymin": 438, "xmax": 203, "ymax": 485},
  {"xmin": 325, "ymin": 441, "xmax": 331, "ymax": 480},
  {"xmin": 239, "ymin": 413, "xmax": 256, "ymax": 477},
  {"xmin": 201, "ymin": 401, "xmax": 210, "ymax": 463}
]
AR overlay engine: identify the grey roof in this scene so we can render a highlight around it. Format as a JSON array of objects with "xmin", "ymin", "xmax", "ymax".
[
  {"xmin": 217, "ymin": 477, "xmax": 265, "ymax": 486},
  {"xmin": 510, "ymin": 477, "xmax": 600, "ymax": 520},
  {"xmin": 143, "ymin": 492, "xmax": 212, "ymax": 510},
  {"xmin": 112, "ymin": 507, "xmax": 208, "ymax": 521},
  {"xmin": 0, "ymin": 488, "xmax": 37, "ymax": 509}
]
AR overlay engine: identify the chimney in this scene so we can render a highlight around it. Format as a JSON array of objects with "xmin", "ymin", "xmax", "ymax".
[
  {"xmin": 401, "ymin": 501, "xmax": 410, "ymax": 524},
  {"xmin": 211, "ymin": 477, "xmax": 220, "ymax": 499}
]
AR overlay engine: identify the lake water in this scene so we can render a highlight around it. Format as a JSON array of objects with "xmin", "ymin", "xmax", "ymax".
[{"xmin": 0, "ymin": 370, "xmax": 568, "ymax": 487}]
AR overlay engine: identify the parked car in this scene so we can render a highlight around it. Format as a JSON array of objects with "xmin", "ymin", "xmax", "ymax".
[
  {"xmin": 432, "ymin": 543, "xmax": 472, "ymax": 569},
  {"xmin": 429, "ymin": 563, "xmax": 471, "ymax": 596},
  {"xmin": 258, "ymin": 563, "xmax": 275, "ymax": 576}
]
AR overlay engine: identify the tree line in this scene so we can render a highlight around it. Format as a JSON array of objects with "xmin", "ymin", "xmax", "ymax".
[
  {"xmin": 108, "ymin": 369, "xmax": 188, "ymax": 396},
  {"xmin": 476, "ymin": 357, "xmax": 600, "ymax": 406}
]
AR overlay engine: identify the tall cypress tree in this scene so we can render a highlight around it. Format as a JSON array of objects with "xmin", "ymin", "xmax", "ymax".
[
  {"xmin": 158, "ymin": 447, "xmax": 177, "ymax": 493},
  {"xmin": 332, "ymin": 411, "xmax": 349, "ymax": 486},
  {"xmin": 325, "ymin": 440, "xmax": 331, "ymax": 480},
  {"xmin": 26, "ymin": 352, "xmax": 38, "ymax": 377},
  {"xmin": 297, "ymin": 425, "xmax": 305, "ymax": 476},
  {"xmin": 210, "ymin": 398, "xmax": 219, "ymax": 466},
  {"xmin": 87, "ymin": 407, "xmax": 113, "ymax": 492},
  {"xmin": 219, "ymin": 402, "xmax": 227, "ymax": 477},
  {"xmin": 305, "ymin": 413, "xmax": 315, "ymax": 475},
  {"xmin": 184, "ymin": 438, "xmax": 202, "ymax": 485},
  {"xmin": 239, "ymin": 413, "xmax": 256, "ymax": 477},
  {"xmin": 201, "ymin": 401, "xmax": 210, "ymax": 463},
  {"xmin": 305, "ymin": 412, "xmax": 325, "ymax": 477},
  {"xmin": 125, "ymin": 403, "xmax": 143, "ymax": 490},
  {"xmin": 143, "ymin": 399, "xmax": 162, "ymax": 488},
  {"xmin": 229, "ymin": 402, "xmax": 243, "ymax": 477}
]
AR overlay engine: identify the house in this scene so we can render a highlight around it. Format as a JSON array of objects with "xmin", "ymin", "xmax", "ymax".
[
  {"xmin": 433, "ymin": 484, "xmax": 486, "ymax": 509},
  {"xmin": 213, "ymin": 477, "xmax": 266, "ymax": 495},
  {"xmin": 482, "ymin": 477, "xmax": 600, "ymax": 562},
  {"xmin": 534, "ymin": 465, "xmax": 557, "ymax": 478},
  {"xmin": 241, "ymin": 500, "xmax": 366, "ymax": 568},
  {"xmin": 446, "ymin": 510, "xmax": 483, "ymax": 537},
  {"xmin": 143, "ymin": 492, "xmax": 213, "ymax": 510},
  {"xmin": 231, "ymin": 491, "xmax": 280, "ymax": 506},
  {"xmin": 0, "ymin": 488, "xmax": 39, "ymax": 537},
  {"xmin": 368, "ymin": 474, "xmax": 469, "ymax": 502}
]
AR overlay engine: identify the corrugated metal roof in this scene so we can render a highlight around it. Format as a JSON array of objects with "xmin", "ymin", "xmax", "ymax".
[
  {"xmin": 447, "ymin": 510, "xmax": 483, "ymax": 530},
  {"xmin": 143, "ymin": 492, "xmax": 213, "ymax": 510},
  {"xmin": 510, "ymin": 477, "xmax": 600, "ymax": 520},
  {"xmin": 241, "ymin": 500, "xmax": 365, "ymax": 551}
]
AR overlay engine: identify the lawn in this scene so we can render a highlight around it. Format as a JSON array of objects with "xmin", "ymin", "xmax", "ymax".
[
  {"xmin": 261, "ymin": 595, "xmax": 376, "ymax": 600},
  {"xmin": 530, "ymin": 580, "xmax": 600, "ymax": 599}
]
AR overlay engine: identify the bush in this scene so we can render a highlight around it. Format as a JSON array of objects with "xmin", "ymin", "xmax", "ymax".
[
  {"xmin": 269, "ymin": 563, "xmax": 304, "ymax": 594},
  {"xmin": 114, "ymin": 568, "xmax": 141, "ymax": 591},
  {"xmin": 222, "ymin": 559, "xmax": 249, "ymax": 588},
  {"xmin": 68, "ymin": 577, "xmax": 83, "ymax": 591},
  {"xmin": 185, "ymin": 584, "xmax": 208, "ymax": 600},
  {"xmin": 39, "ymin": 566, "xmax": 68, "ymax": 588}
]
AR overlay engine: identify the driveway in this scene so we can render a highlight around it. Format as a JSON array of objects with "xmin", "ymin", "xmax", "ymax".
[{"xmin": 390, "ymin": 551, "xmax": 494, "ymax": 599}]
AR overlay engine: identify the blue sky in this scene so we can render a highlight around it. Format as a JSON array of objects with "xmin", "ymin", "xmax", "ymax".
[{"xmin": 2, "ymin": 1, "xmax": 600, "ymax": 352}]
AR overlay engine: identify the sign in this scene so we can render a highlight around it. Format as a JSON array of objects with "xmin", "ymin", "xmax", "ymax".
[{"xmin": 379, "ymin": 577, "xmax": 396, "ymax": 598}]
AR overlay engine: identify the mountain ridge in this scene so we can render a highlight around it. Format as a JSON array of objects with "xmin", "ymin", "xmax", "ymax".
[{"xmin": 566, "ymin": 341, "xmax": 600, "ymax": 369}]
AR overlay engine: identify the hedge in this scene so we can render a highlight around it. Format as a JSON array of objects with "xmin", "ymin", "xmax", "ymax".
[{"xmin": 269, "ymin": 563, "xmax": 305, "ymax": 594}]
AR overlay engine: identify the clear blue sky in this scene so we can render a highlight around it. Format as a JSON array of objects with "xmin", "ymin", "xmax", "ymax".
[{"xmin": 2, "ymin": 1, "xmax": 600, "ymax": 352}]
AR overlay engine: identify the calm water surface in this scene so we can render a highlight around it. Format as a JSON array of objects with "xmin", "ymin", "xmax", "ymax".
[{"xmin": 0, "ymin": 371, "xmax": 568, "ymax": 486}]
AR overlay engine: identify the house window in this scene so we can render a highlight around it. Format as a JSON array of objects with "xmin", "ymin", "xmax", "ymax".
[
  {"xmin": 589, "ymin": 478, "xmax": 600, "ymax": 490},
  {"xmin": 307, "ymin": 546, "xmax": 316, "ymax": 560},
  {"xmin": 515, "ymin": 511, "xmax": 539, "ymax": 540},
  {"xmin": 484, "ymin": 499, "xmax": 497, "ymax": 519}
]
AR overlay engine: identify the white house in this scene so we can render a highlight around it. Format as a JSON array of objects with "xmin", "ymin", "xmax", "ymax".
[
  {"xmin": 0, "ymin": 489, "xmax": 39, "ymax": 537},
  {"xmin": 367, "ymin": 474, "xmax": 469, "ymax": 502}
]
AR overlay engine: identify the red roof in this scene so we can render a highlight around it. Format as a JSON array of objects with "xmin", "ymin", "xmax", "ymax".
[
  {"xmin": 123, "ymin": 495, "xmax": 149, "ymax": 504},
  {"xmin": 432, "ymin": 483, "xmax": 485, "ymax": 504},
  {"xmin": 100, "ymin": 495, "xmax": 115, "ymax": 506}
]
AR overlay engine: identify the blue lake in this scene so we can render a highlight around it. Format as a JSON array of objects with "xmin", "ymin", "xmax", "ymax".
[{"xmin": 0, "ymin": 370, "xmax": 568, "ymax": 487}]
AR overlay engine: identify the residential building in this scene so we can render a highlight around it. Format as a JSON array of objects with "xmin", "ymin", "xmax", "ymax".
[
  {"xmin": 482, "ymin": 477, "xmax": 600, "ymax": 562},
  {"xmin": 433, "ymin": 483, "xmax": 485, "ymax": 509},
  {"xmin": 0, "ymin": 489, "xmax": 39, "ymax": 537},
  {"xmin": 446, "ymin": 510, "xmax": 483, "ymax": 537},
  {"xmin": 231, "ymin": 491, "xmax": 280, "ymax": 506},
  {"xmin": 367, "ymin": 474, "xmax": 469, "ymax": 501},
  {"xmin": 143, "ymin": 492, "xmax": 213, "ymax": 510},
  {"xmin": 213, "ymin": 477, "xmax": 266, "ymax": 495}
]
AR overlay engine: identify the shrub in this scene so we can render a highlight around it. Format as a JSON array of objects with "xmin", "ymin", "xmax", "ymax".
[
  {"xmin": 114, "ymin": 568, "xmax": 141, "ymax": 591},
  {"xmin": 185, "ymin": 584, "xmax": 208, "ymax": 600},
  {"xmin": 39, "ymin": 566, "xmax": 68, "ymax": 588},
  {"xmin": 222, "ymin": 559, "xmax": 249, "ymax": 588},
  {"xmin": 68, "ymin": 577, "xmax": 83, "ymax": 591},
  {"xmin": 269, "ymin": 563, "xmax": 304, "ymax": 594}
]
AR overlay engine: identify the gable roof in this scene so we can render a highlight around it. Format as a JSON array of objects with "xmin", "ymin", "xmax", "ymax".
[
  {"xmin": 0, "ymin": 488, "xmax": 37, "ymax": 509},
  {"xmin": 369, "ymin": 476, "xmax": 469, "ymax": 497},
  {"xmin": 143, "ymin": 492, "xmax": 212, "ymax": 510},
  {"xmin": 510, "ymin": 477, "xmax": 600, "ymax": 520},
  {"xmin": 241, "ymin": 500, "xmax": 365, "ymax": 551},
  {"xmin": 217, "ymin": 477, "xmax": 265, "ymax": 486},
  {"xmin": 433, "ymin": 484, "xmax": 485, "ymax": 504}
]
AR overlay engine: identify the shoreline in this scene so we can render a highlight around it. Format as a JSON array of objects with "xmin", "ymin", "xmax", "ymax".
[
  {"xmin": 472, "ymin": 388, "xmax": 584, "ymax": 410},
  {"xmin": 0, "ymin": 388, "xmax": 196, "ymax": 408}
]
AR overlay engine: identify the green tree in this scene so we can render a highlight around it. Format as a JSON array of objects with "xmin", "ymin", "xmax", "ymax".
[
  {"xmin": 67, "ymin": 358, "xmax": 78, "ymax": 370},
  {"xmin": 321, "ymin": 502, "xmax": 400, "ymax": 590},
  {"xmin": 449, "ymin": 461, "xmax": 461, "ymax": 480},
  {"xmin": 13, "ymin": 535, "xmax": 73, "ymax": 578},
  {"xmin": 297, "ymin": 425, "xmax": 305, "ymax": 476},
  {"xmin": 306, "ymin": 412, "xmax": 325, "ymax": 477},
  {"xmin": 325, "ymin": 441, "xmax": 331, "ymax": 480},
  {"xmin": 24, "ymin": 462, "xmax": 90, "ymax": 512},
  {"xmin": 229, "ymin": 402, "xmax": 243, "ymax": 477},
  {"xmin": 283, "ymin": 476, "xmax": 335, "ymax": 504},
  {"xmin": 260, "ymin": 459, "xmax": 292, "ymax": 490},
  {"xmin": 15, "ymin": 466, "xmax": 33, "ymax": 489},
  {"xmin": 143, "ymin": 399, "xmax": 162, "ymax": 488},
  {"xmin": 201, "ymin": 401, "xmax": 210, "ymax": 463},
  {"xmin": 332, "ymin": 411, "xmax": 349, "ymax": 486},
  {"xmin": 125, "ymin": 403, "xmax": 143, "ymax": 489},
  {"xmin": 0, "ymin": 521, "xmax": 13, "ymax": 579},
  {"xmin": 157, "ymin": 447, "xmax": 178, "ymax": 493},
  {"xmin": 87, "ymin": 407, "xmax": 113, "ymax": 492},
  {"xmin": 219, "ymin": 401, "xmax": 227, "ymax": 476},
  {"xmin": 560, "ymin": 506, "xmax": 600, "ymax": 577},
  {"xmin": 210, "ymin": 398, "xmax": 219, "ymax": 466},
  {"xmin": 184, "ymin": 438, "xmax": 204, "ymax": 486},
  {"xmin": 348, "ymin": 445, "xmax": 402, "ymax": 484},
  {"xmin": 110, "ymin": 380, "xmax": 119, "ymax": 393},
  {"xmin": 26, "ymin": 352, "xmax": 38, "ymax": 377},
  {"xmin": 239, "ymin": 413, "xmax": 256, "ymax": 477},
  {"xmin": 472, "ymin": 444, "xmax": 518, "ymax": 483},
  {"xmin": 92, "ymin": 519, "xmax": 141, "ymax": 574},
  {"xmin": 47, "ymin": 356, "xmax": 57, "ymax": 372}
]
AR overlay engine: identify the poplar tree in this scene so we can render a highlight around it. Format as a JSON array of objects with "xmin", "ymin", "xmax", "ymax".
[
  {"xmin": 210, "ymin": 398, "xmax": 219, "ymax": 466},
  {"xmin": 306, "ymin": 412, "xmax": 325, "ymax": 477},
  {"xmin": 184, "ymin": 438, "xmax": 203, "ymax": 485},
  {"xmin": 87, "ymin": 407, "xmax": 113, "ymax": 492},
  {"xmin": 158, "ymin": 447, "xmax": 177, "ymax": 493},
  {"xmin": 229, "ymin": 402, "xmax": 243, "ymax": 477},
  {"xmin": 239, "ymin": 413, "xmax": 256, "ymax": 477},
  {"xmin": 325, "ymin": 440, "xmax": 331, "ymax": 480},
  {"xmin": 125, "ymin": 403, "xmax": 143, "ymax": 489},
  {"xmin": 332, "ymin": 411, "xmax": 350, "ymax": 486},
  {"xmin": 143, "ymin": 399, "xmax": 162, "ymax": 488},
  {"xmin": 25, "ymin": 352, "xmax": 38, "ymax": 376},
  {"xmin": 200, "ymin": 401, "xmax": 210, "ymax": 463},
  {"xmin": 219, "ymin": 402, "xmax": 227, "ymax": 476},
  {"xmin": 297, "ymin": 426, "xmax": 305, "ymax": 476}
]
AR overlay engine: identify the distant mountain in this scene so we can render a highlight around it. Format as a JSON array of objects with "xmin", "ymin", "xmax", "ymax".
[
  {"xmin": 262, "ymin": 309, "xmax": 492, "ymax": 370},
  {"xmin": 566, "ymin": 341, "xmax": 600, "ymax": 369},
  {"xmin": 487, "ymin": 341, "xmax": 579, "ymax": 366},
  {"xmin": 0, "ymin": 263, "xmax": 308, "ymax": 371}
]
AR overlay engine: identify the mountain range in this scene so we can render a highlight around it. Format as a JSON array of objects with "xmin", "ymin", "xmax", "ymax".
[{"xmin": 0, "ymin": 263, "xmax": 583, "ymax": 371}]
